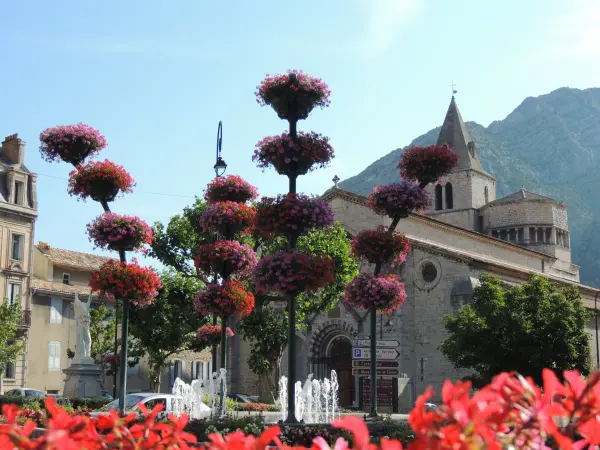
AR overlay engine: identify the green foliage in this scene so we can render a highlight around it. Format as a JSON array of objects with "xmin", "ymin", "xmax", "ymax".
[
  {"xmin": 89, "ymin": 303, "xmax": 117, "ymax": 374},
  {"xmin": 0, "ymin": 299, "xmax": 25, "ymax": 380},
  {"xmin": 128, "ymin": 270, "xmax": 208, "ymax": 387},
  {"xmin": 184, "ymin": 415, "xmax": 268, "ymax": 442},
  {"xmin": 440, "ymin": 274, "xmax": 592, "ymax": 386},
  {"xmin": 0, "ymin": 395, "xmax": 110, "ymax": 411}
]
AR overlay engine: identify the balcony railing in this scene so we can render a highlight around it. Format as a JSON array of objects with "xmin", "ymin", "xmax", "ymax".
[{"xmin": 19, "ymin": 310, "xmax": 31, "ymax": 327}]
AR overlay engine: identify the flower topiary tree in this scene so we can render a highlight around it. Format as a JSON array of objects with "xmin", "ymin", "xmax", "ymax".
[
  {"xmin": 38, "ymin": 123, "xmax": 157, "ymax": 413},
  {"xmin": 345, "ymin": 145, "xmax": 458, "ymax": 417},
  {"xmin": 194, "ymin": 174, "xmax": 258, "ymax": 414},
  {"xmin": 253, "ymin": 70, "xmax": 335, "ymax": 422}
]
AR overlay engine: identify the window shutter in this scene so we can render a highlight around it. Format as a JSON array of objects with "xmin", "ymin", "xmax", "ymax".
[
  {"xmin": 169, "ymin": 362, "xmax": 174, "ymax": 388},
  {"xmin": 191, "ymin": 363, "xmax": 196, "ymax": 380}
]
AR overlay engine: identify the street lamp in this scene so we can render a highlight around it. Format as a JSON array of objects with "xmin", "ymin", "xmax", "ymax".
[
  {"xmin": 214, "ymin": 121, "xmax": 227, "ymax": 177},
  {"xmin": 595, "ymin": 291, "xmax": 599, "ymax": 369}
]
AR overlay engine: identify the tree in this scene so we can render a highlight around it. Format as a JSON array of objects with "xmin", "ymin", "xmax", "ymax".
[
  {"xmin": 0, "ymin": 300, "xmax": 25, "ymax": 394},
  {"xmin": 128, "ymin": 270, "xmax": 208, "ymax": 391},
  {"xmin": 440, "ymin": 274, "xmax": 592, "ymax": 386},
  {"xmin": 150, "ymin": 198, "xmax": 358, "ymax": 401}
]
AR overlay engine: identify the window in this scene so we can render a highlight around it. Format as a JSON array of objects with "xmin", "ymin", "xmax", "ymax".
[
  {"xmin": 48, "ymin": 341, "xmax": 61, "ymax": 371},
  {"xmin": 537, "ymin": 228, "xmax": 544, "ymax": 242},
  {"xmin": 62, "ymin": 273, "xmax": 70, "ymax": 285},
  {"xmin": 445, "ymin": 183, "xmax": 453, "ymax": 209},
  {"xmin": 47, "ymin": 390, "xmax": 59, "ymax": 395},
  {"xmin": 8, "ymin": 283, "xmax": 21, "ymax": 305},
  {"xmin": 4, "ymin": 362, "xmax": 16, "ymax": 379},
  {"xmin": 434, "ymin": 185, "xmax": 443, "ymax": 210},
  {"xmin": 11, "ymin": 234, "xmax": 24, "ymax": 261},
  {"xmin": 50, "ymin": 297, "xmax": 62, "ymax": 324},
  {"xmin": 484, "ymin": 186, "xmax": 489, "ymax": 204},
  {"xmin": 518, "ymin": 228, "xmax": 525, "ymax": 243},
  {"xmin": 202, "ymin": 362, "xmax": 209, "ymax": 380},
  {"xmin": 421, "ymin": 263, "xmax": 438, "ymax": 283},
  {"xmin": 529, "ymin": 227, "xmax": 536, "ymax": 243},
  {"xmin": 13, "ymin": 181, "xmax": 24, "ymax": 205},
  {"xmin": 192, "ymin": 361, "xmax": 202, "ymax": 380},
  {"xmin": 174, "ymin": 360, "xmax": 184, "ymax": 378},
  {"xmin": 509, "ymin": 229, "xmax": 517, "ymax": 242}
]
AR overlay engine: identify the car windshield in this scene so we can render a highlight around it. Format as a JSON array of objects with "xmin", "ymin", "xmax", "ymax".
[
  {"xmin": 101, "ymin": 395, "xmax": 148, "ymax": 411},
  {"xmin": 24, "ymin": 390, "xmax": 44, "ymax": 398}
]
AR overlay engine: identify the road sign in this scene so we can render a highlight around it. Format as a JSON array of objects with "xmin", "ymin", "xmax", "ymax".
[
  {"xmin": 352, "ymin": 368, "xmax": 400, "ymax": 377},
  {"xmin": 353, "ymin": 348, "xmax": 399, "ymax": 360},
  {"xmin": 353, "ymin": 339, "xmax": 399, "ymax": 348},
  {"xmin": 362, "ymin": 378, "xmax": 395, "ymax": 407},
  {"xmin": 352, "ymin": 360, "xmax": 400, "ymax": 368}
]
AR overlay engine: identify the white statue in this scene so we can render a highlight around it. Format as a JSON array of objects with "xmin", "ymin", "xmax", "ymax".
[{"xmin": 74, "ymin": 293, "xmax": 92, "ymax": 362}]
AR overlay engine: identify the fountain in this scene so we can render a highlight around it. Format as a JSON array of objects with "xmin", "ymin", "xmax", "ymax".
[
  {"xmin": 278, "ymin": 370, "xmax": 339, "ymax": 423},
  {"xmin": 171, "ymin": 369, "xmax": 226, "ymax": 419}
]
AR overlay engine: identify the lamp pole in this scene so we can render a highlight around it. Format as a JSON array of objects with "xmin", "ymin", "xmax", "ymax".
[
  {"xmin": 214, "ymin": 121, "xmax": 227, "ymax": 178},
  {"xmin": 595, "ymin": 291, "xmax": 599, "ymax": 370}
]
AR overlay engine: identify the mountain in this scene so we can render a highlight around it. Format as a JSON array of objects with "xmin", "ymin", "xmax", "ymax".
[{"xmin": 340, "ymin": 87, "xmax": 600, "ymax": 289}]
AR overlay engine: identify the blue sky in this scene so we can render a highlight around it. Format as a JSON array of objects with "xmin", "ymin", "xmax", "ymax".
[{"xmin": 0, "ymin": 0, "xmax": 598, "ymax": 265}]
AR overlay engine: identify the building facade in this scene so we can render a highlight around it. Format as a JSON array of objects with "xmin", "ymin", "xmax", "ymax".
[
  {"xmin": 228, "ymin": 97, "xmax": 600, "ymax": 410},
  {"xmin": 0, "ymin": 134, "xmax": 38, "ymax": 392}
]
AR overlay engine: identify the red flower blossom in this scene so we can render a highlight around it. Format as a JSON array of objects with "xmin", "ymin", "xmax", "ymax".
[
  {"xmin": 397, "ymin": 145, "xmax": 458, "ymax": 185},
  {"xmin": 89, "ymin": 258, "xmax": 162, "ymax": 306},
  {"xmin": 196, "ymin": 324, "xmax": 234, "ymax": 346},
  {"xmin": 254, "ymin": 194, "xmax": 334, "ymax": 240},
  {"xmin": 344, "ymin": 273, "xmax": 406, "ymax": 314},
  {"xmin": 351, "ymin": 227, "xmax": 411, "ymax": 267},
  {"xmin": 195, "ymin": 279, "xmax": 254, "ymax": 318},
  {"xmin": 253, "ymin": 250, "xmax": 334, "ymax": 295},
  {"xmin": 199, "ymin": 201, "xmax": 256, "ymax": 239},
  {"xmin": 204, "ymin": 175, "xmax": 259, "ymax": 204},
  {"xmin": 39, "ymin": 123, "xmax": 107, "ymax": 165},
  {"xmin": 194, "ymin": 241, "xmax": 258, "ymax": 279},
  {"xmin": 255, "ymin": 70, "xmax": 331, "ymax": 120},
  {"xmin": 68, "ymin": 159, "xmax": 135, "ymax": 203},
  {"xmin": 253, "ymin": 132, "xmax": 334, "ymax": 177}
]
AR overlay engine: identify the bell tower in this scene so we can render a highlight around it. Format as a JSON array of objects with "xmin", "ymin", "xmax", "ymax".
[{"xmin": 424, "ymin": 96, "xmax": 496, "ymax": 231}]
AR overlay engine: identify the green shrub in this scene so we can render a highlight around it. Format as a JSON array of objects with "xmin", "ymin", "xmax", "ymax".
[{"xmin": 183, "ymin": 415, "xmax": 267, "ymax": 442}]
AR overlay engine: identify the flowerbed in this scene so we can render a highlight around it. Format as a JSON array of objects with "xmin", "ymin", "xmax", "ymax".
[
  {"xmin": 351, "ymin": 227, "xmax": 411, "ymax": 266},
  {"xmin": 199, "ymin": 201, "xmax": 256, "ymax": 238},
  {"xmin": 368, "ymin": 182, "xmax": 430, "ymax": 219},
  {"xmin": 196, "ymin": 324, "xmax": 234, "ymax": 346},
  {"xmin": 39, "ymin": 123, "xmax": 107, "ymax": 165},
  {"xmin": 194, "ymin": 241, "xmax": 257, "ymax": 279},
  {"xmin": 253, "ymin": 250, "xmax": 334, "ymax": 295},
  {"xmin": 204, "ymin": 175, "xmax": 259, "ymax": 204},
  {"xmin": 68, "ymin": 159, "xmax": 135, "ymax": 203},
  {"xmin": 255, "ymin": 70, "xmax": 331, "ymax": 120},
  {"xmin": 344, "ymin": 273, "xmax": 407, "ymax": 313},
  {"xmin": 89, "ymin": 259, "xmax": 162, "ymax": 306},
  {"xmin": 398, "ymin": 144, "xmax": 459, "ymax": 184},
  {"xmin": 254, "ymin": 194, "xmax": 334, "ymax": 240},
  {"xmin": 195, "ymin": 279, "xmax": 255, "ymax": 318},
  {"xmin": 87, "ymin": 212, "xmax": 153, "ymax": 252},
  {"xmin": 253, "ymin": 132, "xmax": 334, "ymax": 177}
]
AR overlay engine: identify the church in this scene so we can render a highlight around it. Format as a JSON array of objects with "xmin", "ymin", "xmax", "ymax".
[{"xmin": 229, "ymin": 97, "xmax": 599, "ymax": 411}]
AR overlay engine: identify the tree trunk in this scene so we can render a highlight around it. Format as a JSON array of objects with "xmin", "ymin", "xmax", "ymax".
[
  {"xmin": 154, "ymin": 370, "xmax": 162, "ymax": 393},
  {"xmin": 0, "ymin": 373, "xmax": 4, "ymax": 395},
  {"xmin": 258, "ymin": 357, "xmax": 281, "ymax": 404}
]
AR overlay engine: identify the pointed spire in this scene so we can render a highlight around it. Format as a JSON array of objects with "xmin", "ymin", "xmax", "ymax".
[{"xmin": 437, "ymin": 97, "xmax": 484, "ymax": 172}]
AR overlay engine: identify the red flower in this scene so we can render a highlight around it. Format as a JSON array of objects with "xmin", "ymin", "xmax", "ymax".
[
  {"xmin": 204, "ymin": 174, "xmax": 259, "ymax": 204},
  {"xmin": 194, "ymin": 241, "xmax": 257, "ymax": 279},
  {"xmin": 89, "ymin": 258, "xmax": 162, "ymax": 306},
  {"xmin": 196, "ymin": 324, "xmax": 234, "ymax": 346},
  {"xmin": 68, "ymin": 159, "xmax": 135, "ymax": 203},
  {"xmin": 200, "ymin": 201, "xmax": 256, "ymax": 239},
  {"xmin": 397, "ymin": 145, "xmax": 458, "ymax": 185},
  {"xmin": 351, "ymin": 227, "xmax": 411, "ymax": 267},
  {"xmin": 253, "ymin": 250, "xmax": 334, "ymax": 295},
  {"xmin": 253, "ymin": 132, "xmax": 334, "ymax": 177},
  {"xmin": 195, "ymin": 279, "xmax": 255, "ymax": 318},
  {"xmin": 39, "ymin": 123, "xmax": 107, "ymax": 165}
]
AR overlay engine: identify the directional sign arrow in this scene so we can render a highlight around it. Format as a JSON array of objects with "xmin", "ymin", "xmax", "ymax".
[
  {"xmin": 353, "ymin": 339, "xmax": 399, "ymax": 348},
  {"xmin": 352, "ymin": 348, "xmax": 399, "ymax": 360}
]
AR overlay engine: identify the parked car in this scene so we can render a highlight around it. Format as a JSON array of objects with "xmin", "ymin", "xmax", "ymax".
[
  {"xmin": 89, "ymin": 393, "xmax": 211, "ymax": 418},
  {"xmin": 101, "ymin": 391, "xmax": 113, "ymax": 400},
  {"xmin": 227, "ymin": 393, "xmax": 256, "ymax": 404},
  {"xmin": 4, "ymin": 388, "xmax": 46, "ymax": 399}
]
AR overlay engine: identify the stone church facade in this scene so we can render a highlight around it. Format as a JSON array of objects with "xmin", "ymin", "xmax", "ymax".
[{"xmin": 228, "ymin": 97, "xmax": 599, "ymax": 411}]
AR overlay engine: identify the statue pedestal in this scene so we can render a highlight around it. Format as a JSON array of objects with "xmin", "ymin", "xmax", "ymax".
[{"xmin": 63, "ymin": 359, "xmax": 104, "ymax": 398}]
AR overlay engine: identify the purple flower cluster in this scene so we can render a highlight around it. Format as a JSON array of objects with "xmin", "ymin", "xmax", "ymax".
[
  {"xmin": 255, "ymin": 194, "xmax": 334, "ymax": 240},
  {"xmin": 368, "ymin": 182, "xmax": 430, "ymax": 219},
  {"xmin": 204, "ymin": 175, "xmax": 259, "ymax": 204},
  {"xmin": 199, "ymin": 201, "xmax": 256, "ymax": 239},
  {"xmin": 39, "ymin": 123, "xmax": 107, "ymax": 165},
  {"xmin": 344, "ymin": 273, "xmax": 407, "ymax": 314},
  {"xmin": 86, "ymin": 212, "xmax": 153, "ymax": 253},
  {"xmin": 195, "ymin": 240, "xmax": 258, "ymax": 279}
]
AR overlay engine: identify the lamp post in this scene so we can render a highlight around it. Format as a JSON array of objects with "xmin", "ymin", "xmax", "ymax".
[
  {"xmin": 595, "ymin": 291, "xmax": 599, "ymax": 370},
  {"xmin": 214, "ymin": 121, "xmax": 227, "ymax": 178}
]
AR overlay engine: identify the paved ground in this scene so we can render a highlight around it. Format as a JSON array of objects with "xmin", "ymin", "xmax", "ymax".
[{"xmin": 228, "ymin": 411, "xmax": 410, "ymax": 423}]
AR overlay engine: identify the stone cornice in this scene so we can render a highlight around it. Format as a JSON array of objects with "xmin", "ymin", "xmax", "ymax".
[{"xmin": 322, "ymin": 187, "xmax": 555, "ymax": 261}]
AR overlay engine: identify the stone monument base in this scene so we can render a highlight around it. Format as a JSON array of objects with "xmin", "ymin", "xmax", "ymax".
[{"xmin": 63, "ymin": 357, "xmax": 104, "ymax": 398}]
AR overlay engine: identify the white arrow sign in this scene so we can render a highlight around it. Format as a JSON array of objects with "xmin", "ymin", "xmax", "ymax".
[
  {"xmin": 352, "ymin": 348, "xmax": 399, "ymax": 360},
  {"xmin": 353, "ymin": 339, "xmax": 399, "ymax": 348}
]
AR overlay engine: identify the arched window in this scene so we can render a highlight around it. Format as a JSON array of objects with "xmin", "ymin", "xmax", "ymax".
[
  {"xmin": 484, "ymin": 186, "xmax": 489, "ymax": 204},
  {"xmin": 435, "ymin": 184, "xmax": 443, "ymax": 211},
  {"xmin": 445, "ymin": 183, "xmax": 454, "ymax": 209}
]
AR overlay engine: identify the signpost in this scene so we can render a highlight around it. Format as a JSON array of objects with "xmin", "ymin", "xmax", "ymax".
[
  {"xmin": 352, "ymin": 348, "xmax": 399, "ymax": 360},
  {"xmin": 362, "ymin": 378, "xmax": 395, "ymax": 408},
  {"xmin": 352, "ymin": 368, "xmax": 399, "ymax": 376},
  {"xmin": 352, "ymin": 360, "xmax": 399, "ymax": 368},
  {"xmin": 353, "ymin": 339, "xmax": 399, "ymax": 348}
]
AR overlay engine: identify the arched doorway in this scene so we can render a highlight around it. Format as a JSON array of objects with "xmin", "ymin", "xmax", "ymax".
[{"xmin": 327, "ymin": 339, "xmax": 354, "ymax": 408}]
